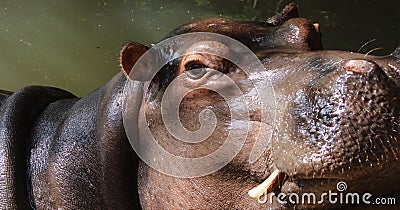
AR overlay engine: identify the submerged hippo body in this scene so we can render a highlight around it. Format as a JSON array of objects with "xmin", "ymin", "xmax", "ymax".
[{"xmin": 1, "ymin": 3, "xmax": 400, "ymax": 209}]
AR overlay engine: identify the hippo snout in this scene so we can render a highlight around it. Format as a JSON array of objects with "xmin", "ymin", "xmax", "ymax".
[
  {"xmin": 277, "ymin": 59, "xmax": 398, "ymax": 168},
  {"xmin": 258, "ymin": 54, "xmax": 400, "ymax": 207}
]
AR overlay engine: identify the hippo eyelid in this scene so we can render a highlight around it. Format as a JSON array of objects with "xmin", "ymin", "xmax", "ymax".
[
  {"xmin": 185, "ymin": 68, "xmax": 208, "ymax": 80},
  {"xmin": 184, "ymin": 61, "xmax": 208, "ymax": 71},
  {"xmin": 184, "ymin": 61, "xmax": 209, "ymax": 80}
]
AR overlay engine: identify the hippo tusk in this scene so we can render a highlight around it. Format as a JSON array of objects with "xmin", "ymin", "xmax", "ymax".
[
  {"xmin": 248, "ymin": 169, "xmax": 282, "ymax": 199},
  {"xmin": 313, "ymin": 23, "xmax": 320, "ymax": 33}
]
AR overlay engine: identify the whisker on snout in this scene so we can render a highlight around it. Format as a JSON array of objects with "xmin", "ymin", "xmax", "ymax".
[
  {"xmin": 357, "ymin": 38, "xmax": 376, "ymax": 53},
  {"xmin": 364, "ymin": 47, "xmax": 383, "ymax": 57}
]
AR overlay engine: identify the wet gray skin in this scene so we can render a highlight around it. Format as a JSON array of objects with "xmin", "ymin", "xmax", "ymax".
[{"xmin": 0, "ymin": 3, "xmax": 399, "ymax": 210}]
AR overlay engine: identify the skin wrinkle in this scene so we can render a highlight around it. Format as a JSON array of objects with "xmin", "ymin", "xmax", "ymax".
[
  {"xmin": 30, "ymin": 100, "xmax": 63, "ymax": 207},
  {"xmin": 0, "ymin": 87, "xmax": 76, "ymax": 209}
]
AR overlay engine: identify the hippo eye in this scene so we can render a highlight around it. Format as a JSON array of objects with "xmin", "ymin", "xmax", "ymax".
[{"xmin": 185, "ymin": 62, "xmax": 208, "ymax": 79}]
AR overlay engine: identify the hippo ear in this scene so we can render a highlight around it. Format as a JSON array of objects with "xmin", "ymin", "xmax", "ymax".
[
  {"xmin": 266, "ymin": 3, "xmax": 299, "ymax": 26},
  {"xmin": 120, "ymin": 42, "xmax": 150, "ymax": 80}
]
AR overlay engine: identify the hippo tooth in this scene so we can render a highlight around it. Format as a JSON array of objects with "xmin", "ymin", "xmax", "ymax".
[{"xmin": 248, "ymin": 169, "xmax": 282, "ymax": 199}]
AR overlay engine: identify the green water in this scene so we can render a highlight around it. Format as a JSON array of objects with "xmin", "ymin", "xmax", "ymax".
[{"xmin": 0, "ymin": 0, "xmax": 399, "ymax": 96}]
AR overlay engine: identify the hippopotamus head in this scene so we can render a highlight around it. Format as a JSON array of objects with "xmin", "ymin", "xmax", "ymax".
[
  {"xmin": 119, "ymin": 3, "xmax": 400, "ymax": 209},
  {"xmin": 1, "ymin": 3, "xmax": 399, "ymax": 210}
]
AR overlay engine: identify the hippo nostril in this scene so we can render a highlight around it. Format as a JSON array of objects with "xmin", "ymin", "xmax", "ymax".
[{"xmin": 343, "ymin": 59, "xmax": 379, "ymax": 73}]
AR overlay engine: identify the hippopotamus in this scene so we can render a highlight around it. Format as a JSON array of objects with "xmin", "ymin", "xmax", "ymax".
[{"xmin": 0, "ymin": 3, "xmax": 399, "ymax": 209}]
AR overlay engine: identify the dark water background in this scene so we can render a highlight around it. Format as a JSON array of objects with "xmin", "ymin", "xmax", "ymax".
[{"xmin": 0, "ymin": 0, "xmax": 399, "ymax": 96}]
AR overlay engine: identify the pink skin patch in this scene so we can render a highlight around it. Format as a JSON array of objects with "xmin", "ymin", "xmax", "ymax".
[{"xmin": 343, "ymin": 60, "xmax": 378, "ymax": 73}]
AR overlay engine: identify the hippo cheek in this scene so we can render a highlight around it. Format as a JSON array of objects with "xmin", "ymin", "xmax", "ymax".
[
  {"xmin": 141, "ymin": 90, "xmax": 230, "ymax": 158},
  {"xmin": 270, "ymin": 60, "xmax": 400, "ymax": 196},
  {"xmin": 140, "ymin": 74, "xmax": 256, "ymax": 158}
]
